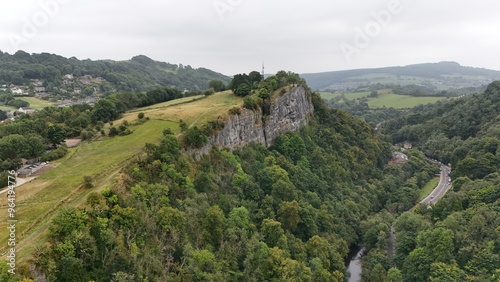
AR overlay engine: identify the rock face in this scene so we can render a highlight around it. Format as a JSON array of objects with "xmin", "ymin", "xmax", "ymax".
[{"xmin": 191, "ymin": 86, "xmax": 314, "ymax": 157}]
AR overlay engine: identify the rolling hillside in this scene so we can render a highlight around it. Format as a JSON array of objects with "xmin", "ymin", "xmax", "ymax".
[
  {"xmin": 0, "ymin": 51, "xmax": 231, "ymax": 95},
  {"xmin": 302, "ymin": 61, "xmax": 500, "ymax": 91}
]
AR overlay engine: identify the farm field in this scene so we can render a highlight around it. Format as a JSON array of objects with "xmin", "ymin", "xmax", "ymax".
[
  {"xmin": 19, "ymin": 97, "xmax": 56, "ymax": 110},
  {"xmin": 320, "ymin": 89, "xmax": 446, "ymax": 109},
  {"xmin": 0, "ymin": 97, "xmax": 56, "ymax": 111},
  {"xmin": 367, "ymin": 91, "xmax": 445, "ymax": 109},
  {"xmin": 319, "ymin": 91, "xmax": 370, "ymax": 101}
]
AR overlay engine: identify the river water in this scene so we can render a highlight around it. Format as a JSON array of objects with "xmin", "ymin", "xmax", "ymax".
[{"xmin": 346, "ymin": 247, "xmax": 364, "ymax": 282}]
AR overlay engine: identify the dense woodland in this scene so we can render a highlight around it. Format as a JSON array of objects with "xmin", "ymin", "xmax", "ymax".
[
  {"xmin": 0, "ymin": 51, "xmax": 230, "ymax": 94},
  {"xmin": 0, "ymin": 75, "xmax": 445, "ymax": 281},
  {"xmin": 2, "ymin": 74, "xmax": 499, "ymax": 281},
  {"xmin": 357, "ymin": 81, "xmax": 500, "ymax": 281}
]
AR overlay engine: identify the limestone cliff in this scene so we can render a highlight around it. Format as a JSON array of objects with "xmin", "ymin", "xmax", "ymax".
[{"xmin": 190, "ymin": 85, "xmax": 314, "ymax": 157}]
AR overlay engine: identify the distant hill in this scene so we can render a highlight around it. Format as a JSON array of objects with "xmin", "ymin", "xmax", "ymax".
[
  {"xmin": 301, "ymin": 62, "xmax": 500, "ymax": 91},
  {"xmin": 0, "ymin": 50, "xmax": 231, "ymax": 96}
]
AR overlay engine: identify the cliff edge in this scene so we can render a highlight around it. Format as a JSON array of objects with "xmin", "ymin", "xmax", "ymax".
[{"xmin": 191, "ymin": 85, "xmax": 314, "ymax": 156}]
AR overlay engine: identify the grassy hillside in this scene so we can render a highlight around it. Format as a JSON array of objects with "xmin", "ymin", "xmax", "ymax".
[
  {"xmin": 118, "ymin": 90, "xmax": 243, "ymax": 127},
  {"xmin": 0, "ymin": 91, "xmax": 242, "ymax": 262}
]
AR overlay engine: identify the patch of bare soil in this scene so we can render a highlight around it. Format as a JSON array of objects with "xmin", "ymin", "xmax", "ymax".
[{"xmin": 65, "ymin": 139, "xmax": 82, "ymax": 147}]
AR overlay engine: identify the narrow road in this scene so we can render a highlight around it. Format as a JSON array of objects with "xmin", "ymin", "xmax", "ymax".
[
  {"xmin": 420, "ymin": 164, "xmax": 452, "ymax": 206},
  {"xmin": 388, "ymin": 163, "xmax": 452, "ymax": 260}
]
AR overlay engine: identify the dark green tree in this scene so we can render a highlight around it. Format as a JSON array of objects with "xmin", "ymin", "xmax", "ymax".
[
  {"xmin": 183, "ymin": 126, "xmax": 208, "ymax": 148},
  {"xmin": 235, "ymin": 83, "xmax": 251, "ymax": 97},
  {"xmin": 209, "ymin": 80, "xmax": 226, "ymax": 92}
]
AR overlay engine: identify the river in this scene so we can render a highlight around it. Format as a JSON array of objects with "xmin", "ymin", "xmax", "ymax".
[{"xmin": 346, "ymin": 247, "xmax": 364, "ymax": 282}]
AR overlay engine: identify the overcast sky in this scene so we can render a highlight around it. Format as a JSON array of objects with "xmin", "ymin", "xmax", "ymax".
[{"xmin": 1, "ymin": 0, "xmax": 499, "ymax": 76}]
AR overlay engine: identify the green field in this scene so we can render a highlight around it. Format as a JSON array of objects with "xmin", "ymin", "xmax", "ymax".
[
  {"xmin": 0, "ymin": 97, "xmax": 56, "ymax": 111},
  {"xmin": 319, "ymin": 91, "xmax": 370, "ymax": 101},
  {"xmin": 367, "ymin": 91, "xmax": 444, "ymax": 109},
  {"xmin": 19, "ymin": 97, "xmax": 56, "ymax": 110},
  {"xmin": 320, "ymin": 89, "xmax": 446, "ymax": 109},
  {"xmin": 118, "ymin": 90, "xmax": 243, "ymax": 128},
  {"xmin": 419, "ymin": 177, "xmax": 440, "ymax": 201},
  {"xmin": 128, "ymin": 95, "xmax": 205, "ymax": 112},
  {"xmin": 319, "ymin": 91, "xmax": 342, "ymax": 100},
  {"xmin": 0, "ymin": 105, "xmax": 14, "ymax": 111},
  {"xmin": 0, "ymin": 91, "xmax": 243, "ymax": 261}
]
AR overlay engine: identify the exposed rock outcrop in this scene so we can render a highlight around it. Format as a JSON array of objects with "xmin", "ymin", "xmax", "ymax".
[{"xmin": 189, "ymin": 85, "xmax": 314, "ymax": 157}]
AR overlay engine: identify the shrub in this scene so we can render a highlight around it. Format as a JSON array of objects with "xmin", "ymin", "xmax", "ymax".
[
  {"xmin": 183, "ymin": 126, "xmax": 208, "ymax": 148},
  {"xmin": 204, "ymin": 88, "xmax": 215, "ymax": 96},
  {"xmin": 138, "ymin": 112, "xmax": 145, "ymax": 119},
  {"xmin": 243, "ymin": 96, "xmax": 258, "ymax": 110},
  {"xmin": 202, "ymin": 120, "xmax": 225, "ymax": 135},
  {"xmin": 0, "ymin": 171, "xmax": 9, "ymax": 188},
  {"xmin": 180, "ymin": 120, "xmax": 188, "ymax": 132},
  {"xmin": 229, "ymin": 107, "xmax": 241, "ymax": 115},
  {"xmin": 41, "ymin": 146, "xmax": 68, "ymax": 161},
  {"xmin": 163, "ymin": 128, "xmax": 174, "ymax": 136},
  {"xmin": 119, "ymin": 129, "xmax": 132, "ymax": 136},
  {"xmin": 83, "ymin": 176, "xmax": 93, "ymax": 188},
  {"xmin": 81, "ymin": 129, "xmax": 95, "ymax": 140},
  {"xmin": 109, "ymin": 127, "xmax": 118, "ymax": 137}
]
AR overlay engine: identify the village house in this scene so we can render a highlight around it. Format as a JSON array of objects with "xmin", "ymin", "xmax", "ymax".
[
  {"xmin": 34, "ymin": 86, "xmax": 46, "ymax": 92},
  {"xmin": 403, "ymin": 142, "xmax": 413, "ymax": 150},
  {"xmin": 6, "ymin": 110, "xmax": 16, "ymax": 118},
  {"xmin": 18, "ymin": 107, "xmax": 37, "ymax": 115},
  {"xmin": 11, "ymin": 86, "xmax": 25, "ymax": 95}
]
